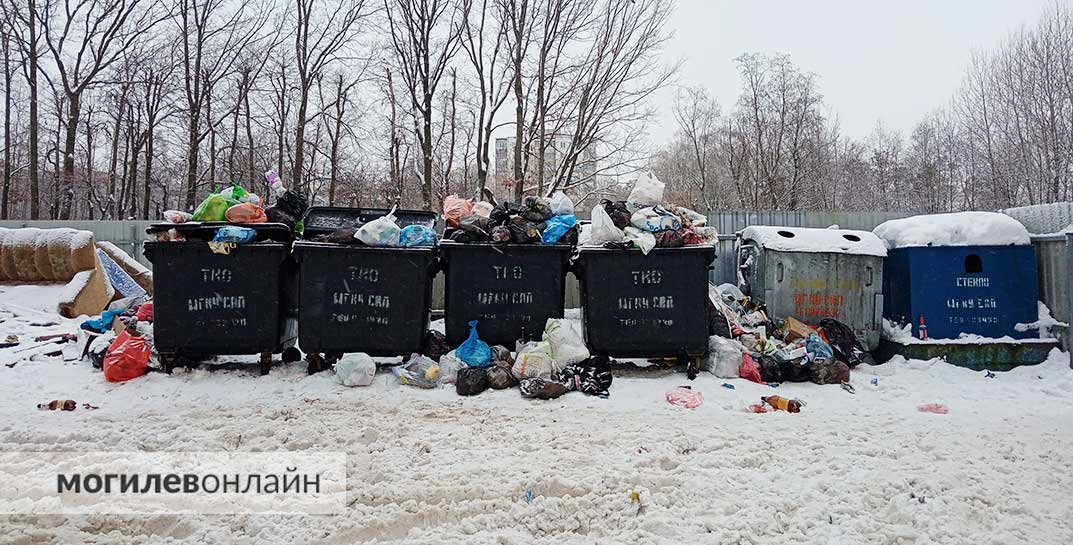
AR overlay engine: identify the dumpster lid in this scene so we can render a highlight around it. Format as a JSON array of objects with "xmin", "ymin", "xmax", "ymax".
[
  {"xmin": 739, "ymin": 226, "xmax": 886, "ymax": 257},
  {"xmin": 302, "ymin": 207, "xmax": 438, "ymax": 238},
  {"xmin": 873, "ymin": 212, "xmax": 1031, "ymax": 249},
  {"xmin": 146, "ymin": 222, "xmax": 293, "ymax": 243}
]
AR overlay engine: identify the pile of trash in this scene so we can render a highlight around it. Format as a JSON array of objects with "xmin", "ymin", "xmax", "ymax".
[
  {"xmin": 440, "ymin": 192, "xmax": 578, "ymax": 245},
  {"xmin": 337, "ymin": 319, "xmax": 614, "ymax": 400},
  {"xmin": 706, "ymin": 283, "xmax": 873, "ymax": 387},
  {"xmin": 580, "ymin": 172, "xmax": 718, "ymax": 254},
  {"xmin": 82, "ymin": 295, "xmax": 155, "ymax": 383},
  {"xmin": 151, "ymin": 170, "xmax": 310, "ymax": 244},
  {"xmin": 305, "ymin": 207, "xmax": 437, "ymax": 248}
]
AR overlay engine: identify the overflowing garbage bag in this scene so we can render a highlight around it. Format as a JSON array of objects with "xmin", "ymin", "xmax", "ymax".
[
  {"xmin": 393, "ymin": 353, "xmax": 440, "ymax": 389},
  {"xmin": 103, "ymin": 330, "xmax": 151, "ymax": 383},
  {"xmin": 335, "ymin": 353, "xmax": 376, "ymax": 387},
  {"xmin": 456, "ymin": 320, "xmax": 492, "ymax": 367},
  {"xmin": 161, "ymin": 171, "xmax": 305, "ymax": 237},
  {"xmin": 355, "ymin": 207, "xmax": 401, "ymax": 247},
  {"xmin": 456, "ymin": 366, "xmax": 489, "ymax": 396},
  {"xmin": 441, "ymin": 191, "xmax": 578, "ymax": 246}
]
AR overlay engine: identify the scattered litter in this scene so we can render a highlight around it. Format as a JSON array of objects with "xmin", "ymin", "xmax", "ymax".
[
  {"xmin": 746, "ymin": 403, "xmax": 768, "ymax": 414},
  {"xmin": 985, "ymin": 370, "xmax": 996, "ymax": 379},
  {"xmin": 38, "ymin": 400, "xmax": 77, "ymax": 411},
  {"xmin": 917, "ymin": 403, "xmax": 950, "ymax": 414},
  {"xmin": 721, "ymin": 383, "xmax": 735, "ymax": 389},
  {"xmin": 841, "ymin": 382, "xmax": 856, "ymax": 394},
  {"xmin": 665, "ymin": 386, "xmax": 704, "ymax": 409},
  {"xmin": 523, "ymin": 489, "xmax": 534, "ymax": 503},
  {"xmin": 762, "ymin": 395, "xmax": 802, "ymax": 413}
]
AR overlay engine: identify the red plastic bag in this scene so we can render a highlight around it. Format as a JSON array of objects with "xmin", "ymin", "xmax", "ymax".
[
  {"xmin": 103, "ymin": 331, "xmax": 151, "ymax": 383},
  {"xmin": 739, "ymin": 353, "xmax": 763, "ymax": 383},
  {"xmin": 136, "ymin": 301, "xmax": 154, "ymax": 322},
  {"xmin": 917, "ymin": 403, "xmax": 949, "ymax": 414},
  {"xmin": 442, "ymin": 195, "xmax": 474, "ymax": 228},
  {"xmin": 225, "ymin": 203, "xmax": 267, "ymax": 223},
  {"xmin": 665, "ymin": 386, "xmax": 704, "ymax": 409}
]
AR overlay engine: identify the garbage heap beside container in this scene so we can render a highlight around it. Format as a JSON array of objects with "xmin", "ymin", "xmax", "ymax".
[
  {"xmin": 143, "ymin": 222, "xmax": 299, "ymax": 375},
  {"xmin": 439, "ymin": 242, "xmax": 572, "ymax": 347},
  {"xmin": 736, "ymin": 226, "xmax": 886, "ymax": 351},
  {"xmin": 574, "ymin": 245, "xmax": 716, "ymax": 362},
  {"xmin": 293, "ymin": 207, "xmax": 438, "ymax": 373}
]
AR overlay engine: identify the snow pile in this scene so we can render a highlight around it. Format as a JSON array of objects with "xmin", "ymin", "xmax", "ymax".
[
  {"xmin": 1016, "ymin": 301, "xmax": 1069, "ymax": 339},
  {"xmin": 873, "ymin": 212, "xmax": 1031, "ymax": 249},
  {"xmin": 739, "ymin": 225, "xmax": 887, "ymax": 257},
  {"xmin": 883, "ymin": 317, "xmax": 1058, "ymax": 345}
]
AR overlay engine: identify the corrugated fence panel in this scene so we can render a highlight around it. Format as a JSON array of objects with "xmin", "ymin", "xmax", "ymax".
[
  {"xmin": 1031, "ymin": 234, "xmax": 1073, "ymax": 352},
  {"xmin": 0, "ymin": 220, "xmax": 155, "ymax": 267}
]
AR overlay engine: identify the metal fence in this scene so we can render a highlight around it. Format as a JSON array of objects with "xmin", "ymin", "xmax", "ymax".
[{"xmin": 1030, "ymin": 233, "xmax": 1073, "ymax": 352}]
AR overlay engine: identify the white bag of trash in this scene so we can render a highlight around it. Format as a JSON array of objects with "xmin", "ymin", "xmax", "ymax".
[
  {"xmin": 624, "ymin": 226, "xmax": 656, "ymax": 255},
  {"xmin": 626, "ymin": 172, "xmax": 665, "ymax": 210},
  {"xmin": 335, "ymin": 353, "xmax": 376, "ymax": 386},
  {"xmin": 588, "ymin": 204, "xmax": 625, "ymax": 245},
  {"xmin": 543, "ymin": 318, "xmax": 590, "ymax": 365},
  {"xmin": 548, "ymin": 191, "xmax": 575, "ymax": 216},
  {"xmin": 706, "ymin": 336, "xmax": 745, "ymax": 378},
  {"xmin": 439, "ymin": 350, "xmax": 464, "ymax": 384},
  {"xmin": 355, "ymin": 207, "xmax": 401, "ymax": 246},
  {"xmin": 512, "ymin": 341, "xmax": 558, "ymax": 379}
]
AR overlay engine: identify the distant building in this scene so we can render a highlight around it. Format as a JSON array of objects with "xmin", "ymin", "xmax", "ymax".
[{"xmin": 493, "ymin": 136, "xmax": 597, "ymax": 194}]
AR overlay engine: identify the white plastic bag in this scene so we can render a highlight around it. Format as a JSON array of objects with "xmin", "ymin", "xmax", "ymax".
[
  {"xmin": 624, "ymin": 226, "xmax": 656, "ymax": 255},
  {"xmin": 705, "ymin": 336, "xmax": 744, "ymax": 379},
  {"xmin": 356, "ymin": 207, "xmax": 401, "ymax": 247},
  {"xmin": 512, "ymin": 341, "xmax": 558, "ymax": 379},
  {"xmin": 630, "ymin": 206, "xmax": 681, "ymax": 232},
  {"xmin": 472, "ymin": 201, "xmax": 494, "ymax": 218},
  {"xmin": 548, "ymin": 191, "xmax": 574, "ymax": 216},
  {"xmin": 588, "ymin": 204, "xmax": 625, "ymax": 245},
  {"xmin": 543, "ymin": 318, "xmax": 589, "ymax": 365},
  {"xmin": 626, "ymin": 172, "xmax": 665, "ymax": 210},
  {"xmin": 335, "ymin": 353, "xmax": 376, "ymax": 386},
  {"xmin": 673, "ymin": 206, "xmax": 706, "ymax": 227},
  {"xmin": 439, "ymin": 351, "xmax": 464, "ymax": 384}
]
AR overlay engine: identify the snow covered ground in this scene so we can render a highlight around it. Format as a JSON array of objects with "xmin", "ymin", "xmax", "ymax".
[{"xmin": 1, "ymin": 292, "xmax": 1072, "ymax": 543}]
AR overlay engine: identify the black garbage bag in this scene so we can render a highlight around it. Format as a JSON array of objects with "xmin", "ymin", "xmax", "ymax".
[
  {"xmin": 558, "ymin": 356, "xmax": 613, "ymax": 397},
  {"xmin": 276, "ymin": 190, "xmax": 309, "ymax": 219},
  {"xmin": 519, "ymin": 377, "xmax": 569, "ymax": 399},
  {"xmin": 449, "ymin": 230, "xmax": 483, "ymax": 243},
  {"xmin": 490, "ymin": 201, "xmax": 522, "ymax": 226},
  {"xmin": 490, "ymin": 345, "xmax": 513, "ymax": 364},
  {"xmin": 487, "ymin": 361, "xmax": 516, "ymax": 389},
  {"xmin": 323, "ymin": 227, "xmax": 358, "ymax": 244},
  {"xmin": 456, "ymin": 366, "xmax": 488, "ymax": 396},
  {"xmin": 758, "ymin": 355, "xmax": 783, "ymax": 383},
  {"xmin": 421, "ymin": 330, "xmax": 450, "ymax": 362},
  {"xmin": 779, "ymin": 358, "xmax": 811, "ymax": 382},
  {"xmin": 809, "ymin": 358, "xmax": 850, "ymax": 384},
  {"xmin": 819, "ymin": 319, "xmax": 874, "ymax": 367},
  {"xmin": 458, "ymin": 215, "xmax": 492, "ymax": 236},
  {"xmin": 508, "ymin": 218, "xmax": 542, "ymax": 244},
  {"xmin": 602, "ymin": 199, "xmax": 632, "ymax": 230},
  {"xmin": 265, "ymin": 206, "xmax": 296, "ymax": 228},
  {"xmin": 522, "ymin": 196, "xmax": 553, "ymax": 222}
]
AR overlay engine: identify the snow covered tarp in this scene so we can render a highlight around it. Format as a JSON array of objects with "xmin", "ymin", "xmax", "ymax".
[
  {"xmin": 738, "ymin": 225, "xmax": 887, "ymax": 257},
  {"xmin": 873, "ymin": 211, "xmax": 1031, "ymax": 249}
]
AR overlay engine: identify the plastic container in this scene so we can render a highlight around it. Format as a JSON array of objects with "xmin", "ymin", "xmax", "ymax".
[
  {"xmin": 737, "ymin": 226, "xmax": 886, "ymax": 350},
  {"xmin": 439, "ymin": 242, "xmax": 572, "ymax": 346},
  {"xmin": 293, "ymin": 208, "xmax": 438, "ymax": 368},
  {"xmin": 143, "ymin": 222, "xmax": 299, "ymax": 374},
  {"xmin": 574, "ymin": 246, "xmax": 716, "ymax": 358}
]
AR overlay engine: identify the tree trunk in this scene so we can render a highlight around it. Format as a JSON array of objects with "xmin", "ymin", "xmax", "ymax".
[
  {"xmin": 107, "ymin": 86, "xmax": 128, "ymax": 218},
  {"xmin": 143, "ymin": 122, "xmax": 154, "ymax": 219},
  {"xmin": 1, "ymin": 29, "xmax": 10, "ymax": 220},
  {"xmin": 59, "ymin": 92, "xmax": 81, "ymax": 219},
  {"xmin": 293, "ymin": 84, "xmax": 309, "ymax": 196},
  {"xmin": 184, "ymin": 109, "xmax": 200, "ymax": 210},
  {"xmin": 27, "ymin": 0, "xmax": 40, "ymax": 219},
  {"xmin": 244, "ymin": 79, "xmax": 256, "ymax": 192},
  {"xmin": 421, "ymin": 91, "xmax": 433, "ymax": 211}
]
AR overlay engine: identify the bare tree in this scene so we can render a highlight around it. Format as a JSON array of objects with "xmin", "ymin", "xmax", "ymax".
[
  {"xmin": 459, "ymin": 0, "xmax": 508, "ymax": 196},
  {"xmin": 385, "ymin": 0, "xmax": 462, "ymax": 210},
  {"xmin": 672, "ymin": 86, "xmax": 720, "ymax": 210}
]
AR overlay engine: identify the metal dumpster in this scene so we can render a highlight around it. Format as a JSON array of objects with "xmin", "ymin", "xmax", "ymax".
[
  {"xmin": 293, "ymin": 207, "xmax": 438, "ymax": 370},
  {"xmin": 574, "ymin": 245, "xmax": 716, "ymax": 359},
  {"xmin": 143, "ymin": 222, "xmax": 299, "ymax": 374},
  {"xmin": 737, "ymin": 226, "xmax": 886, "ymax": 350},
  {"xmin": 439, "ymin": 242, "xmax": 572, "ymax": 346}
]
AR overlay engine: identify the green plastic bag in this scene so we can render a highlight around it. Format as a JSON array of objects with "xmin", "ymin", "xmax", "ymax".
[{"xmin": 192, "ymin": 194, "xmax": 232, "ymax": 222}]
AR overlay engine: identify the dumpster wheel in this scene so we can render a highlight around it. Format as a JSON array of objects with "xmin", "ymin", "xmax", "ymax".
[
  {"xmin": 282, "ymin": 347, "xmax": 301, "ymax": 364},
  {"xmin": 306, "ymin": 353, "xmax": 324, "ymax": 375},
  {"xmin": 259, "ymin": 352, "xmax": 272, "ymax": 376}
]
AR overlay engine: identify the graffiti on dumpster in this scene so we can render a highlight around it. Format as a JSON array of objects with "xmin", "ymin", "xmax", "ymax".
[{"xmin": 792, "ymin": 291, "xmax": 844, "ymax": 319}]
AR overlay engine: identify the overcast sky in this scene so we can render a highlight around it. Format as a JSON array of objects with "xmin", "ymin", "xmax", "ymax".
[{"xmin": 652, "ymin": 0, "xmax": 1057, "ymax": 141}]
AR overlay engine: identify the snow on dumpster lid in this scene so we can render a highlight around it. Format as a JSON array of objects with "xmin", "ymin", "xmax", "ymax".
[
  {"xmin": 739, "ymin": 226, "xmax": 887, "ymax": 257},
  {"xmin": 873, "ymin": 212, "xmax": 1031, "ymax": 249}
]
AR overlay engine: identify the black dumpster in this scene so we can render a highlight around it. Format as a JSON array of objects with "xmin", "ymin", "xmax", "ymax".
[
  {"xmin": 439, "ymin": 242, "xmax": 572, "ymax": 346},
  {"xmin": 293, "ymin": 207, "xmax": 438, "ymax": 371},
  {"xmin": 575, "ymin": 245, "xmax": 716, "ymax": 359},
  {"xmin": 143, "ymin": 223, "xmax": 299, "ymax": 375}
]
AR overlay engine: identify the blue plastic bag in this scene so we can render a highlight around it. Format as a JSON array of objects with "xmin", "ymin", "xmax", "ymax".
[
  {"xmin": 541, "ymin": 214, "xmax": 577, "ymax": 244},
  {"xmin": 806, "ymin": 333, "xmax": 834, "ymax": 362},
  {"xmin": 399, "ymin": 224, "xmax": 437, "ymax": 247},
  {"xmin": 213, "ymin": 226, "xmax": 257, "ymax": 244},
  {"xmin": 456, "ymin": 320, "xmax": 492, "ymax": 367},
  {"xmin": 80, "ymin": 309, "xmax": 124, "ymax": 333}
]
